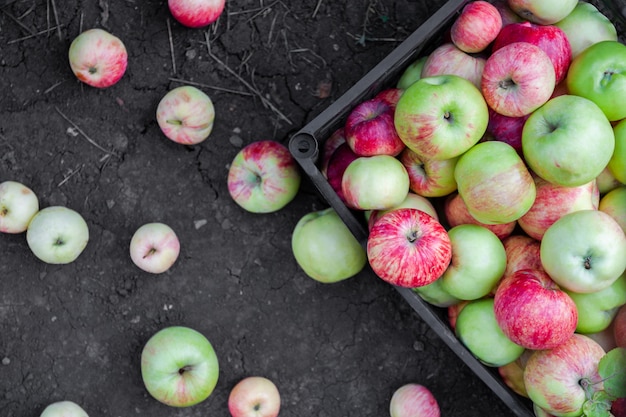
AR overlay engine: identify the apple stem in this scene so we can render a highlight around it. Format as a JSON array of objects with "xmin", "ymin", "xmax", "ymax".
[
  {"xmin": 88, "ymin": 66, "xmax": 98, "ymax": 74},
  {"xmin": 143, "ymin": 247, "xmax": 157, "ymax": 259},
  {"xmin": 166, "ymin": 119, "xmax": 183, "ymax": 126},
  {"xmin": 178, "ymin": 365, "xmax": 193, "ymax": 374},
  {"xmin": 583, "ymin": 256, "xmax": 592, "ymax": 270}
]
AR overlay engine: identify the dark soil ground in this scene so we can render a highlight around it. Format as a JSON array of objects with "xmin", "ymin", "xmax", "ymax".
[{"xmin": 0, "ymin": 0, "xmax": 514, "ymax": 415}]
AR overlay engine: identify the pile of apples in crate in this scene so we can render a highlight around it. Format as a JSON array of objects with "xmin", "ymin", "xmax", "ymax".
[{"xmin": 295, "ymin": 0, "xmax": 626, "ymax": 416}]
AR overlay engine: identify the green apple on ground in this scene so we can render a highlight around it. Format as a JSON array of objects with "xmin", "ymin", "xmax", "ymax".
[
  {"xmin": 0, "ymin": 180, "xmax": 39, "ymax": 234},
  {"xmin": 567, "ymin": 40, "xmax": 626, "ymax": 122},
  {"xmin": 26, "ymin": 206, "xmax": 89, "ymax": 264},
  {"xmin": 554, "ymin": 1, "xmax": 618, "ymax": 58},
  {"xmin": 506, "ymin": 0, "xmax": 577, "ymax": 25},
  {"xmin": 156, "ymin": 85, "xmax": 215, "ymax": 145},
  {"xmin": 600, "ymin": 186, "xmax": 626, "ymax": 233},
  {"xmin": 565, "ymin": 273, "xmax": 626, "ymax": 334},
  {"xmin": 540, "ymin": 210, "xmax": 626, "ymax": 293},
  {"xmin": 608, "ymin": 118, "xmax": 626, "ymax": 185},
  {"xmin": 341, "ymin": 155, "xmax": 409, "ymax": 210},
  {"xmin": 141, "ymin": 326, "xmax": 219, "ymax": 407},
  {"xmin": 454, "ymin": 140, "xmax": 536, "ymax": 225},
  {"xmin": 227, "ymin": 140, "xmax": 301, "ymax": 214},
  {"xmin": 522, "ymin": 95, "xmax": 615, "ymax": 187},
  {"xmin": 394, "ymin": 74, "xmax": 488, "ymax": 161},
  {"xmin": 228, "ymin": 376, "xmax": 281, "ymax": 417},
  {"xmin": 367, "ymin": 192, "xmax": 438, "ymax": 231},
  {"xmin": 291, "ymin": 207, "xmax": 366, "ymax": 283},
  {"xmin": 412, "ymin": 277, "xmax": 460, "ymax": 308},
  {"xmin": 455, "ymin": 297, "xmax": 525, "ymax": 367},
  {"xmin": 440, "ymin": 224, "xmax": 506, "ymax": 301},
  {"xmin": 396, "ymin": 56, "xmax": 428, "ymax": 90},
  {"xmin": 40, "ymin": 401, "xmax": 88, "ymax": 417}
]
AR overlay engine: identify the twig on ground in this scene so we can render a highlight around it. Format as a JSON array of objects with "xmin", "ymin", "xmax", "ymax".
[
  {"xmin": 44, "ymin": 80, "xmax": 64, "ymax": 94},
  {"xmin": 54, "ymin": 107, "xmax": 118, "ymax": 157},
  {"xmin": 345, "ymin": 31, "xmax": 401, "ymax": 44},
  {"xmin": 203, "ymin": 32, "xmax": 292, "ymax": 125},
  {"xmin": 58, "ymin": 164, "xmax": 84, "ymax": 187},
  {"xmin": 168, "ymin": 77, "xmax": 253, "ymax": 96},
  {"xmin": 166, "ymin": 18, "xmax": 176, "ymax": 75},
  {"xmin": 0, "ymin": 8, "xmax": 36, "ymax": 35},
  {"xmin": 7, "ymin": 24, "xmax": 64, "ymax": 44},
  {"xmin": 50, "ymin": 0, "xmax": 62, "ymax": 40},
  {"xmin": 312, "ymin": 0, "xmax": 323, "ymax": 18}
]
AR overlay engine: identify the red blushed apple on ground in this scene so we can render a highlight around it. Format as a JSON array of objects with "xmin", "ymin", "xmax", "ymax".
[
  {"xmin": 450, "ymin": 0, "xmax": 502, "ymax": 54},
  {"xmin": 68, "ymin": 28, "xmax": 128, "ymax": 88},
  {"xmin": 228, "ymin": 376, "xmax": 281, "ymax": 417},
  {"xmin": 129, "ymin": 222, "xmax": 180, "ymax": 274},
  {"xmin": 156, "ymin": 85, "xmax": 216, "ymax": 145},
  {"xmin": 492, "ymin": 21, "xmax": 572, "ymax": 84},
  {"xmin": 494, "ymin": 269, "xmax": 577, "ymax": 350},
  {"xmin": 227, "ymin": 140, "xmax": 301, "ymax": 214},
  {"xmin": 344, "ymin": 96, "xmax": 405, "ymax": 157},
  {"xmin": 389, "ymin": 383, "xmax": 440, "ymax": 417},
  {"xmin": 366, "ymin": 208, "xmax": 452, "ymax": 288},
  {"xmin": 481, "ymin": 41, "xmax": 555, "ymax": 117},
  {"xmin": 168, "ymin": 0, "xmax": 225, "ymax": 28}
]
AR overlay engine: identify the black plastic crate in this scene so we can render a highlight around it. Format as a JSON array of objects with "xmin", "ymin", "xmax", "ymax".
[{"xmin": 288, "ymin": 1, "xmax": 626, "ymax": 416}]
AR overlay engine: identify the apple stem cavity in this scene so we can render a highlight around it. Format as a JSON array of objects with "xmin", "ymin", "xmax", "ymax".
[
  {"xmin": 178, "ymin": 365, "xmax": 193, "ymax": 374},
  {"xmin": 584, "ymin": 256, "xmax": 592, "ymax": 270},
  {"xmin": 498, "ymin": 78, "xmax": 516, "ymax": 90},
  {"xmin": 407, "ymin": 229, "xmax": 421, "ymax": 243},
  {"xmin": 54, "ymin": 238, "xmax": 65, "ymax": 246}
]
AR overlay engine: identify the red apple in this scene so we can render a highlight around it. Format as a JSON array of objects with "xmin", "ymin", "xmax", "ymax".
[
  {"xmin": 614, "ymin": 303, "xmax": 626, "ymax": 348},
  {"xmin": 367, "ymin": 208, "xmax": 452, "ymax": 288},
  {"xmin": 443, "ymin": 192, "xmax": 516, "ymax": 240},
  {"xmin": 450, "ymin": 1, "xmax": 502, "ymax": 54},
  {"xmin": 374, "ymin": 88, "xmax": 403, "ymax": 108},
  {"xmin": 494, "ymin": 269, "xmax": 577, "ymax": 350},
  {"xmin": 228, "ymin": 376, "xmax": 280, "ymax": 417},
  {"xmin": 523, "ymin": 334, "xmax": 605, "ymax": 416},
  {"xmin": 320, "ymin": 128, "xmax": 346, "ymax": 178},
  {"xmin": 485, "ymin": 107, "xmax": 529, "ymax": 156},
  {"xmin": 613, "ymin": 397, "xmax": 626, "ymax": 417},
  {"xmin": 367, "ymin": 192, "xmax": 438, "ymax": 231},
  {"xmin": 68, "ymin": 28, "xmax": 128, "ymax": 88},
  {"xmin": 344, "ymin": 97, "xmax": 405, "ymax": 157},
  {"xmin": 168, "ymin": 0, "xmax": 225, "ymax": 28},
  {"xmin": 501, "ymin": 234, "xmax": 543, "ymax": 279},
  {"xmin": 518, "ymin": 176, "xmax": 599, "ymax": 240},
  {"xmin": 492, "ymin": 21, "xmax": 572, "ymax": 84},
  {"xmin": 481, "ymin": 42, "xmax": 555, "ymax": 117},
  {"xmin": 399, "ymin": 147, "xmax": 458, "ymax": 198},
  {"xmin": 389, "ymin": 383, "xmax": 440, "ymax": 417},
  {"xmin": 420, "ymin": 43, "xmax": 486, "ymax": 89},
  {"xmin": 326, "ymin": 142, "xmax": 359, "ymax": 204}
]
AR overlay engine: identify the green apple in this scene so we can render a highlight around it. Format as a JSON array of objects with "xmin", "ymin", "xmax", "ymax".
[
  {"xmin": 540, "ymin": 210, "xmax": 626, "ymax": 293},
  {"xmin": 341, "ymin": 155, "xmax": 409, "ymax": 210},
  {"xmin": 554, "ymin": 1, "xmax": 618, "ymax": 58},
  {"xmin": 567, "ymin": 40, "xmax": 626, "ymax": 121},
  {"xmin": 396, "ymin": 55, "xmax": 428, "ymax": 90},
  {"xmin": 291, "ymin": 207, "xmax": 366, "ymax": 283},
  {"xmin": 599, "ymin": 186, "xmax": 626, "ymax": 233},
  {"xmin": 565, "ymin": 272, "xmax": 626, "ymax": 334},
  {"xmin": 0, "ymin": 180, "xmax": 39, "ymax": 234},
  {"xmin": 455, "ymin": 140, "xmax": 536, "ymax": 224},
  {"xmin": 507, "ymin": 0, "xmax": 577, "ymax": 25},
  {"xmin": 412, "ymin": 277, "xmax": 460, "ymax": 308},
  {"xmin": 394, "ymin": 74, "xmax": 488, "ymax": 161},
  {"xmin": 608, "ymin": 118, "xmax": 626, "ymax": 185},
  {"xmin": 440, "ymin": 224, "xmax": 507, "ymax": 300},
  {"xmin": 455, "ymin": 297, "xmax": 525, "ymax": 367},
  {"xmin": 26, "ymin": 206, "xmax": 89, "ymax": 264},
  {"xmin": 40, "ymin": 401, "xmax": 88, "ymax": 417},
  {"xmin": 522, "ymin": 94, "xmax": 614, "ymax": 187},
  {"xmin": 141, "ymin": 326, "xmax": 219, "ymax": 407}
]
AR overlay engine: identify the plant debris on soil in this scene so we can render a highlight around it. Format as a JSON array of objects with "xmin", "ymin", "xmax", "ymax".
[{"xmin": 0, "ymin": 1, "xmax": 514, "ymax": 416}]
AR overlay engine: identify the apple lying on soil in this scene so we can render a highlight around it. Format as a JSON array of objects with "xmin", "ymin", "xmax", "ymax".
[
  {"xmin": 389, "ymin": 383, "xmax": 440, "ymax": 417},
  {"xmin": 129, "ymin": 222, "xmax": 180, "ymax": 274},
  {"xmin": 40, "ymin": 400, "xmax": 88, "ymax": 417},
  {"xmin": 68, "ymin": 28, "xmax": 128, "ymax": 88},
  {"xmin": 168, "ymin": 0, "xmax": 225, "ymax": 28},
  {"xmin": 228, "ymin": 376, "xmax": 281, "ymax": 417},
  {"xmin": 0, "ymin": 180, "xmax": 39, "ymax": 234},
  {"xmin": 156, "ymin": 85, "xmax": 215, "ymax": 145},
  {"xmin": 292, "ymin": 207, "xmax": 366, "ymax": 284}
]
